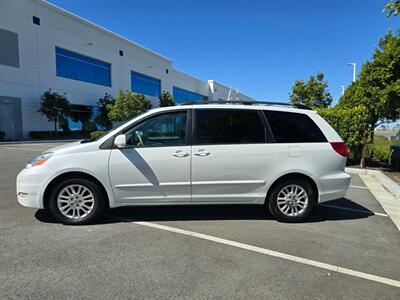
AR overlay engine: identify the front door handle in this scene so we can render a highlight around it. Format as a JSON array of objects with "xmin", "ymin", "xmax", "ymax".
[
  {"xmin": 173, "ymin": 150, "xmax": 189, "ymax": 158},
  {"xmin": 194, "ymin": 149, "xmax": 210, "ymax": 157}
]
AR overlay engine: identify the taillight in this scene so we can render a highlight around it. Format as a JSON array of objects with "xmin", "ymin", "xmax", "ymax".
[{"xmin": 330, "ymin": 142, "xmax": 348, "ymax": 157}]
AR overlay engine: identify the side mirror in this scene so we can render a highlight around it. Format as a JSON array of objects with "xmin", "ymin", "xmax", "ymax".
[{"xmin": 114, "ymin": 134, "xmax": 127, "ymax": 148}]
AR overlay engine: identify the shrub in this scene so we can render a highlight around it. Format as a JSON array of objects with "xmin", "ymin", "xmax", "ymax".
[
  {"xmin": 90, "ymin": 131, "xmax": 106, "ymax": 140},
  {"xmin": 367, "ymin": 144, "xmax": 390, "ymax": 164},
  {"xmin": 366, "ymin": 135, "xmax": 398, "ymax": 165},
  {"xmin": 0, "ymin": 131, "xmax": 5, "ymax": 141},
  {"xmin": 317, "ymin": 106, "xmax": 369, "ymax": 164}
]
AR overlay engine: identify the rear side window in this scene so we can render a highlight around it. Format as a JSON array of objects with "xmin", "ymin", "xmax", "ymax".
[
  {"xmin": 263, "ymin": 111, "xmax": 327, "ymax": 143},
  {"xmin": 195, "ymin": 109, "xmax": 265, "ymax": 145}
]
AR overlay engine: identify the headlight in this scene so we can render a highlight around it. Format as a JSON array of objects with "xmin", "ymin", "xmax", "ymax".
[{"xmin": 26, "ymin": 152, "xmax": 54, "ymax": 168}]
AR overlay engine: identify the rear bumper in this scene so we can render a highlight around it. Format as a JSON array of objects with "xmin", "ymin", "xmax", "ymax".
[
  {"xmin": 317, "ymin": 171, "xmax": 351, "ymax": 203},
  {"xmin": 16, "ymin": 166, "xmax": 54, "ymax": 209}
]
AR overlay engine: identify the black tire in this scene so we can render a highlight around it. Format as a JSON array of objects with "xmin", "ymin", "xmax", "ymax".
[
  {"xmin": 268, "ymin": 179, "xmax": 315, "ymax": 222},
  {"xmin": 48, "ymin": 178, "xmax": 105, "ymax": 225}
]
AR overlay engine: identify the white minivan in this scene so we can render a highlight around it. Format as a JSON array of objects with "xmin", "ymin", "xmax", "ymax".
[{"xmin": 17, "ymin": 102, "xmax": 351, "ymax": 224}]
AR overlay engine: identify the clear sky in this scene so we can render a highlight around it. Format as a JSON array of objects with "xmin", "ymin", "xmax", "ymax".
[{"xmin": 47, "ymin": 0, "xmax": 400, "ymax": 103}]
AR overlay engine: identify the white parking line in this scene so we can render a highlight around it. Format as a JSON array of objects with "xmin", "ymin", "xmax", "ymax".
[
  {"xmin": 132, "ymin": 221, "xmax": 400, "ymax": 288},
  {"xmin": 319, "ymin": 204, "xmax": 388, "ymax": 217},
  {"xmin": 349, "ymin": 185, "xmax": 369, "ymax": 190}
]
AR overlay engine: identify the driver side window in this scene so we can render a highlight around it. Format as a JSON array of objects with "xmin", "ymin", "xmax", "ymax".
[{"xmin": 124, "ymin": 111, "xmax": 187, "ymax": 147}]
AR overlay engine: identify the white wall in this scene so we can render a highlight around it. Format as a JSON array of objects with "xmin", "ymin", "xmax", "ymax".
[{"xmin": 0, "ymin": 0, "xmax": 255, "ymax": 139}]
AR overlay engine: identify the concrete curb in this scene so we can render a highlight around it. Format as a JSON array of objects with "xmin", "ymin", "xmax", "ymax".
[
  {"xmin": 359, "ymin": 174, "xmax": 400, "ymax": 232},
  {"xmin": 346, "ymin": 167, "xmax": 400, "ymax": 198}
]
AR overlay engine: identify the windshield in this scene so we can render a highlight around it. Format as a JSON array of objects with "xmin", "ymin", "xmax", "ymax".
[
  {"xmin": 81, "ymin": 111, "xmax": 151, "ymax": 143},
  {"xmin": 80, "ymin": 128, "xmax": 114, "ymax": 144}
]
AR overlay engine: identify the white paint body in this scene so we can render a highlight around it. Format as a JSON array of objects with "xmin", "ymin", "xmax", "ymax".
[{"xmin": 17, "ymin": 104, "xmax": 351, "ymax": 209}]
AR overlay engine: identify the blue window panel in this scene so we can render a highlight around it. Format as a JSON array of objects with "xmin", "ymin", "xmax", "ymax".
[
  {"xmin": 55, "ymin": 47, "xmax": 111, "ymax": 87},
  {"xmin": 131, "ymin": 71, "xmax": 161, "ymax": 97},
  {"xmin": 67, "ymin": 117, "xmax": 82, "ymax": 131},
  {"xmin": 173, "ymin": 86, "xmax": 208, "ymax": 104}
]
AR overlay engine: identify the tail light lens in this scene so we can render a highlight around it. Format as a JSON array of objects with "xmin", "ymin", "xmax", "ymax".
[{"xmin": 330, "ymin": 142, "xmax": 348, "ymax": 157}]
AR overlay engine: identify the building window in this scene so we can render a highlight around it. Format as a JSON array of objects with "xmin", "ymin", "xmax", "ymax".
[
  {"xmin": 131, "ymin": 71, "xmax": 161, "ymax": 97},
  {"xmin": 55, "ymin": 47, "xmax": 111, "ymax": 87},
  {"xmin": 173, "ymin": 87, "xmax": 208, "ymax": 104},
  {"xmin": 33, "ymin": 16, "xmax": 40, "ymax": 25},
  {"xmin": 0, "ymin": 28, "xmax": 19, "ymax": 68},
  {"xmin": 66, "ymin": 105, "xmax": 100, "ymax": 131},
  {"xmin": 119, "ymin": 50, "xmax": 123, "ymax": 56}
]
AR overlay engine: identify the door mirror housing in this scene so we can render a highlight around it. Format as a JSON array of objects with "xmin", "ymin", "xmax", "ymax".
[{"xmin": 114, "ymin": 134, "xmax": 127, "ymax": 148}]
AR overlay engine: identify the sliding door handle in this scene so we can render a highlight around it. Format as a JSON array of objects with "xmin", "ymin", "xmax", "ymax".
[
  {"xmin": 173, "ymin": 150, "xmax": 189, "ymax": 158},
  {"xmin": 194, "ymin": 149, "xmax": 210, "ymax": 157}
]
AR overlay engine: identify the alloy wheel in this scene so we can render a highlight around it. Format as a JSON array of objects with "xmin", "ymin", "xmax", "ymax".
[
  {"xmin": 57, "ymin": 184, "xmax": 95, "ymax": 220},
  {"xmin": 276, "ymin": 184, "xmax": 309, "ymax": 217}
]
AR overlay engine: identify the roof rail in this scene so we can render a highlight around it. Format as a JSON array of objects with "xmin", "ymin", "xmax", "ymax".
[{"xmin": 178, "ymin": 100, "xmax": 312, "ymax": 110}]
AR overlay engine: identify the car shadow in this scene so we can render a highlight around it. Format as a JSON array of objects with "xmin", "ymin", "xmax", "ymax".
[{"xmin": 35, "ymin": 197, "xmax": 377, "ymax": 225}]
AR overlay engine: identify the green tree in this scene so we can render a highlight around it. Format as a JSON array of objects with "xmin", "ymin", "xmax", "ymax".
[
  {"xmin": 159, "ymin": 91, "xmax": 176, "ymax": 107},
  {"xmin": 73, "ymin": 108, "xmax": 93, "ymax": 132},
  {"xmin": 339, "ymin": 30, "xmax": 400, "ymax": 143},
  {"xmin": 83, "ymin": 120, "xmax": 97, "ymax": 132},
  {"xmin": 59, "ymin": 116, "xmax": 70, "ymax": 132},
  {"xmin": 107, "ymin": 90, "xmax": 152, "ymax": 122},
  {"xmin": 384, "ymin": 0, "xmax": 400, "ymax": 17},
  {"xmin": 95, "ymin": 93, "xmax": 115, "ymax": 130},
  {"xmin": 290, "ymin": 72, "xmax": 333, "ymax": 109},
  {"xmin": 37, "ymin": 89, "xmax": 71, "ymax": 134}
]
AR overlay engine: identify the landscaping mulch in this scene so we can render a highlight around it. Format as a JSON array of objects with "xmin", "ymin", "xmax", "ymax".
[{"xmin": 383, "ymin": 171, "xmax": 400, "ymax": 186}]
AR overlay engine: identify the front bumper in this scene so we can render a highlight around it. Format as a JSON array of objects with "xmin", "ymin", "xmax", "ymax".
[
  {"xmin": 318, "ymin": 171, "xmax": 351, "ymax": 203},
  {"xmin": 16, "ymin": 165, "xmax": 54, "ymax": 209}
]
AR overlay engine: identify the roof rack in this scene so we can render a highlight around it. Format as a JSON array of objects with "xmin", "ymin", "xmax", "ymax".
[{"xmin": 178, "ymin": 100, "xmax": 312, "ymax": 110}]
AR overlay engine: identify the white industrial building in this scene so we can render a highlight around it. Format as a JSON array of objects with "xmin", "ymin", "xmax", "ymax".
[{"xmin": 0, "ymin": 0, "xmax": 255, "ymax": 140}]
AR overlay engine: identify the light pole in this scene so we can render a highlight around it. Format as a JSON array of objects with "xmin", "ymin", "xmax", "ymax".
[
  {"xmin": 340, "ymin": 85, "xmax": 345, "ymax": 96},
  {"xmin": 347, "ymin": 63, "xmax": 356, "ymax": 82}
]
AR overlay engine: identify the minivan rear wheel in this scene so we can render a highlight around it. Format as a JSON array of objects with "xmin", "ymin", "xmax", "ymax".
[
  {"xmin": 48, "ymin": 178, "xmax": 104, "ymax": 225},
  {"xmin": 268, "ymin": 179, "xmax": 315, "ymax": 222}
]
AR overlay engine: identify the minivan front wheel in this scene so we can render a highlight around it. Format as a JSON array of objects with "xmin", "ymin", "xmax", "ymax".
[
  {"xmin": 268, "ymin": 180, "xmax": 315, "ymax": 222},
  {"xmin": 48, "ymin": 178, "xmax": 104, "ymax": 225}
]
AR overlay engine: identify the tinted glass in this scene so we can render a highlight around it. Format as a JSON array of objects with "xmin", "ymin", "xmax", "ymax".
[
  {"xmin": 195, "ymin": 109, "xmax": 265, "ymax": 145},
  {"xmin": 55, "ymin": 47, "xmax": 111, "ymax": 86},
  {"xmin": 124, "ymin": 111, "xmax": 187, "ymax": 147},
  {"xmin": 0, "ymin": 28, "xmax": 19, "ymax": 68},
  {"xmin": 264, "ymin": 110, "xmax": 327, "ymax": 143},
  {"xmin": 173, "ymin": 86, "xmax": 208, "ymax": 104},
  {"xmin": 131, "ymin": 71, "xmax": 161, "ymax": 97}
]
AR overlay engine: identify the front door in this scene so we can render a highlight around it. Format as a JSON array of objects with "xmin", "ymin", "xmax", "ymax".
[
  {"xmin": 191, "ymin": 108, "xmax": 278, "ymax": 203},
  {"xmin": 0, "ymin": 96, "xmax": 22, "ymax": 140},
  {"xmin": 108, "ymin": 110, "xmax": 191, "ymax": 203}
]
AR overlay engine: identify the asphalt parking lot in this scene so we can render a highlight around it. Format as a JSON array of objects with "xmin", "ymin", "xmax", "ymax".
[{"xmin": 1, "ymin": 142, "xmax": 400, "ymax": 299}]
